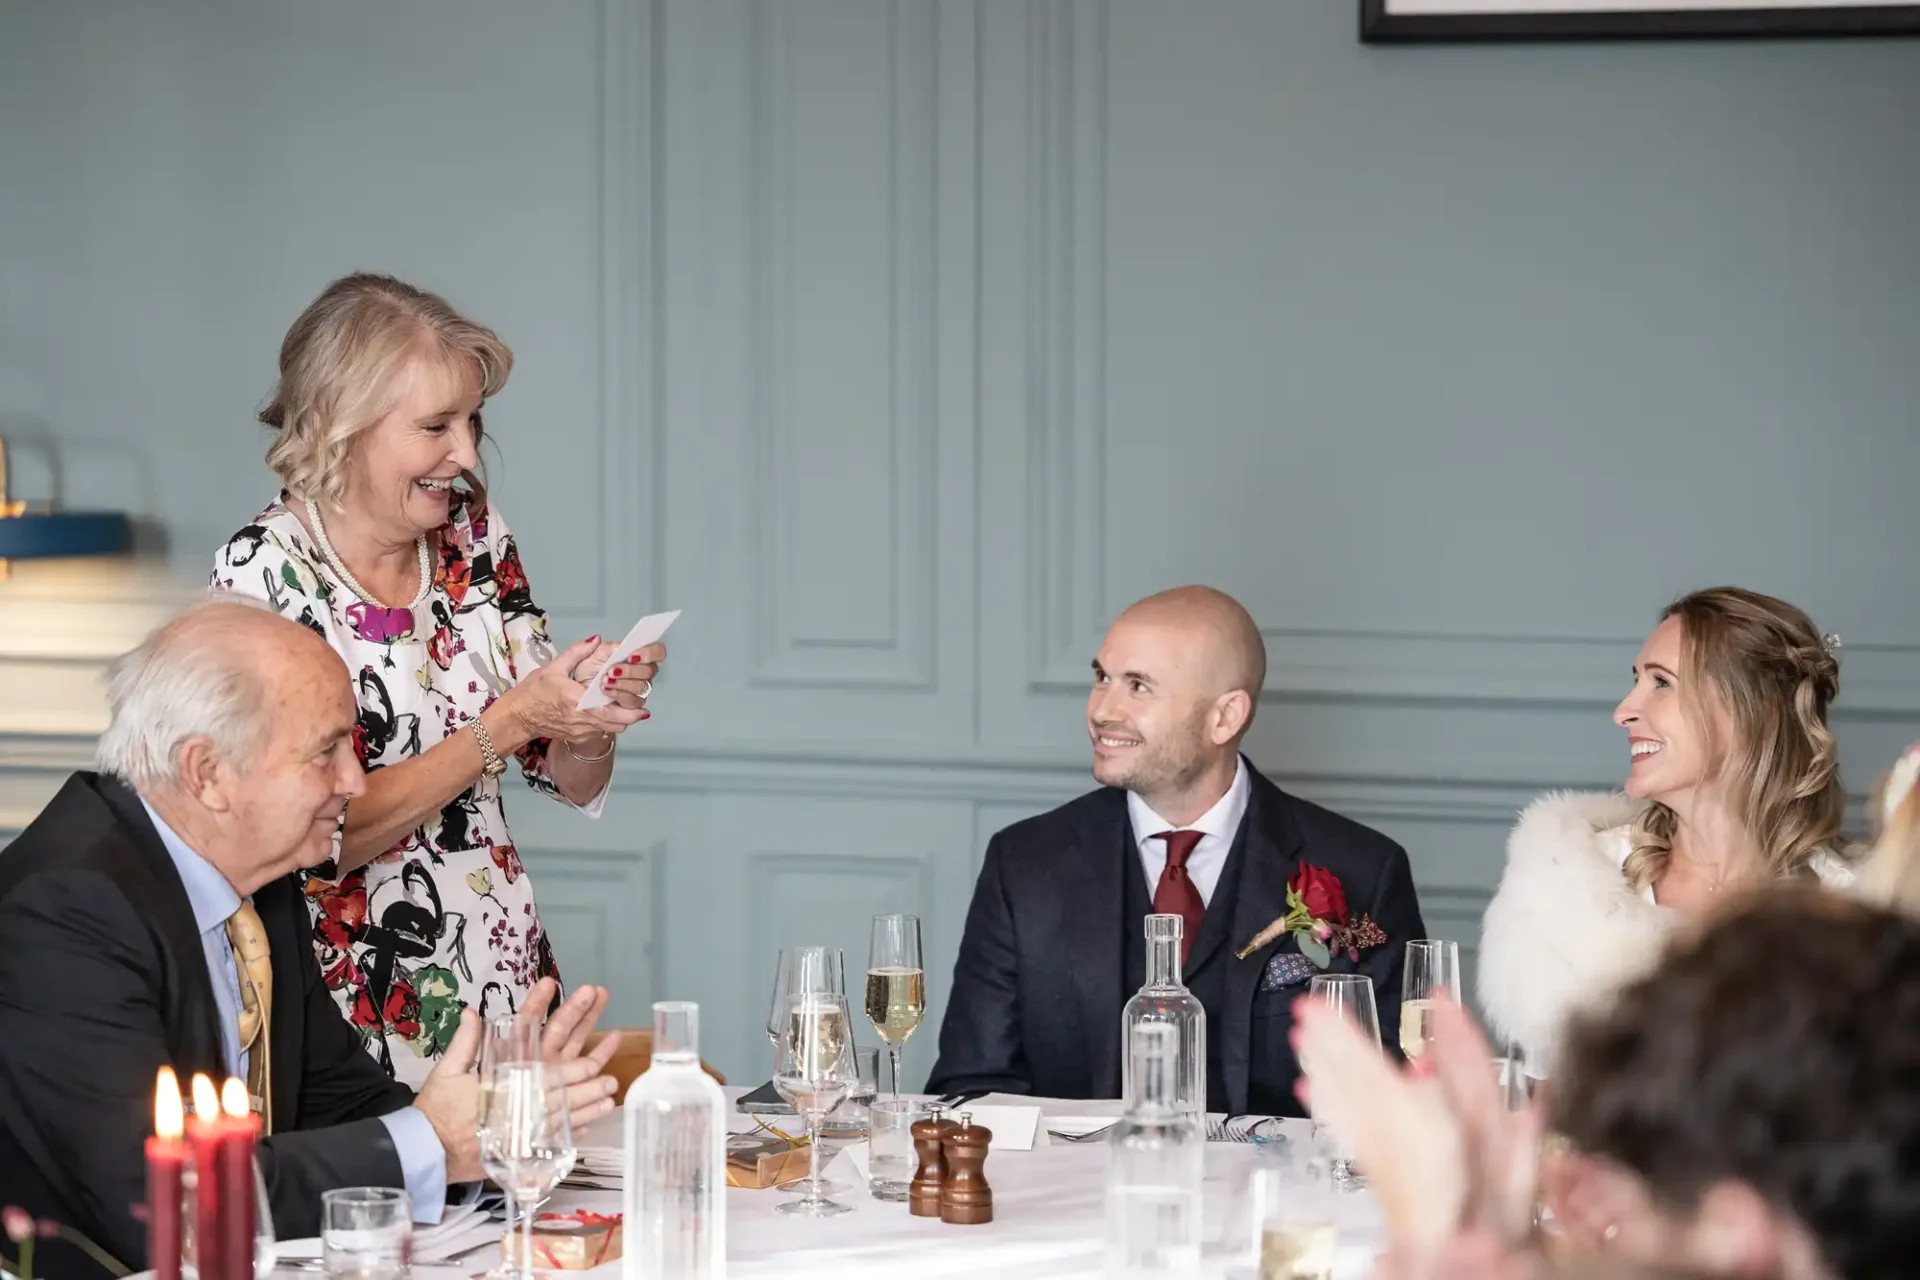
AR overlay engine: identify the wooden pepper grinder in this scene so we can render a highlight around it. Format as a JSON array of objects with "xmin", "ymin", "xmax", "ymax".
[
  {"xmin": 909, "ymin": 1110, "xmax": 958, "ymax": 1218},
  {"xmin": 939, "ymin": 1112, "xmax": 993, "ymax": 1225}
]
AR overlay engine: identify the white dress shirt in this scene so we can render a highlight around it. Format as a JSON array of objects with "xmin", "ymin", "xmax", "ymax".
[
  {"xmin": 141, "ymin": 800, "xmax": 449, "ymax": 1223},
  {"xmin": 1126, "ymin": 755, "xmax": 1252, "ymax": 907}
]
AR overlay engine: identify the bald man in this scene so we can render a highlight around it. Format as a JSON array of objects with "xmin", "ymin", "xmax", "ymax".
[
  {"xmin": 927, "ymin": 586, "xmax": 1425, "ymax": 1115},
  {"xmin": 0, "ymin": 599, "xmax": 619, "ymax": 1278}
]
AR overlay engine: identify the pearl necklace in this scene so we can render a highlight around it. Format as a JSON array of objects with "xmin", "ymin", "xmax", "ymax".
[{"xmin": 304, "ymin": 498, "xmax": 432, "ymax": 611}]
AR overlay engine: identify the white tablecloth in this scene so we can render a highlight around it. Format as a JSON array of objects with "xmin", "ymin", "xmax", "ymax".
[{"xmin": 139, "ymin": 1090, "xmax": 1387, "ymax": 1278}]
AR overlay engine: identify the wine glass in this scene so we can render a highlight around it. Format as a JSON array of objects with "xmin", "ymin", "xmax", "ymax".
[
  {"xmin": 765, "ymin": 948, "xmax": 798, "ymax": 1045},
  {"xmin": 772, "ymin": 991, "xmax": 858, "ymax": 1218},
  {"xmin": 865, "ymin": 913, "xmax": 925, "ymax": 1095},
  {"xmin": 766, "ymin": 946, "xmax": 846, "ymax": 1196},
  {"xmin": 1399, "ymin": 939, "xmax": 1461, "ymax": 1062},
  {"xmin": 1305, "ymin": 973, "xmax": 1381, "ymax": 1188},
  {"xmin": 480, "ymin": 1060, "xmax": 576, "ymax": 1278}
]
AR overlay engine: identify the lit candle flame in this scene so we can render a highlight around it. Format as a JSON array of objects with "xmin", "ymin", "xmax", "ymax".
[
  {"xmin": 154, "ymin": 1066, "xmax": 183, "ymax": 1140},
  {"xmin": 191, "ymin": 1073, "xmax": 220, "ymax": 1120},
  {"xmin": 221, "ymin": 1077, "xmax": 250, "ymax": 1120}
]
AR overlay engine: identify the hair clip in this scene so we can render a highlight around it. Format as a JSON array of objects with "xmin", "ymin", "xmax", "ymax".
[{"xmin": 1821, "ymin": 633, "xmax": 1843, "ymax": 656}]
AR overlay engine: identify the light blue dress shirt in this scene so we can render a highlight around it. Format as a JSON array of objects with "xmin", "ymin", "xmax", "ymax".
[{"xmin": 141, "ymin": 801, "xmax": 448, "ymax": 1223}]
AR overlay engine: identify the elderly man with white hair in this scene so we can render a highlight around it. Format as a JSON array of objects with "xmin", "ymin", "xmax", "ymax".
[{"xmin": 0, "ymin": 598, "xmax": 622, "ymax": 1279}]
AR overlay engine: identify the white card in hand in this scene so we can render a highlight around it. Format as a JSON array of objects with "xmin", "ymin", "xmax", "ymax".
[{"xmin": 575, "ymin": 609, "xmax": 681, "ymax": 710}]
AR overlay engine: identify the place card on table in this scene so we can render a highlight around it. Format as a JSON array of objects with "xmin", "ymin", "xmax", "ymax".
[{"xmin": 940, "ymin": 1104, "xmax": 1041, "ymax": 1152}]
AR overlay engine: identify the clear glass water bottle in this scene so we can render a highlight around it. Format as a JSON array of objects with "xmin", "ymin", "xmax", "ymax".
[
  {"xmin": 1105, "ymin": 1021, "xmax": 1204, "ymax": 1278},
  {"xmin": 623, "ymin": 1001, "xmax": 727, "ymax": 1278},
  {"xmin": 1120, "ymin": 913, "xmax": 1206, "ymax": 1119}
]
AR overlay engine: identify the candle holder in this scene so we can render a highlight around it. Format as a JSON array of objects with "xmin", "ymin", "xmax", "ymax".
[{"xmin": 179, "ymin": 1154, "xmax": 275, "ymax": 1280}]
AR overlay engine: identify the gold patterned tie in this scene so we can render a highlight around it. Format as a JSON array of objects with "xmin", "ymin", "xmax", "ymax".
[{"xmin": 225, "ymin": 901, "xmax": 274, "ymax": 1134}]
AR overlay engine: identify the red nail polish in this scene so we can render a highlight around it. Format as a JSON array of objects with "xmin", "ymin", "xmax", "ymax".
[
  {"xmin": 610, "ymin": 667, "xmax": 623, "ymax": 677},
  {"xmin": 640, "ymin": 710, "xmax": 651, "ymax": 720}
]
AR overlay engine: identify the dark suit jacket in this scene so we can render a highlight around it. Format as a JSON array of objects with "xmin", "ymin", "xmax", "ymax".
[
  {"xmin": 0, "ymin": 773, "xmax": 419, "ymax": 1278},
  {"xmin": 926, "ymin": 762, "xmax": 1426, "ymax": 1114}
]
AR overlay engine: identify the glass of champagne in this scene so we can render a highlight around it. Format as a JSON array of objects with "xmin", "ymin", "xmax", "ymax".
[
  {"xmin": 772, "ymin": 992, "xmax": 858, "ymax": 1217},
  {"xmin": 1305, "ymin": 973, "xmax": 1381, "ymax": 1189},
  {"xmin": 865, "ymin": 913, "xmax": 925, "ymax": 1095},
  {"xmin": 767, "ymin": 946, "xmax": 846, "ymax": 1197},
  {"xmin": 480, "ymin": 1060, "xmax": 576, "ymax": 1278},
  {"xmin": 1399, "ymin": 939, "xmax": 1461, "ymax": 1062}
]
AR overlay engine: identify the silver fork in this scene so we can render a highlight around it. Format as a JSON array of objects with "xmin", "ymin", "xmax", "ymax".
[
  {"xmin": 1046, "ymin": 1120, "xmax": 1120, "ymax": 1142},
  {"xmin": 1207, "ymin": 1114, "xmax": 1263, "ymax": 1143}
]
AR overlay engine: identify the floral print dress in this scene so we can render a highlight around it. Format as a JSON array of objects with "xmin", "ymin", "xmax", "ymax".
[{"xmin": 211, "ymin": 494, "xmax": 605, "ymax": 1087}]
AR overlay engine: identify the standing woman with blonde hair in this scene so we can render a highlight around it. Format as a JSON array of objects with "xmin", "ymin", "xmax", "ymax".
[
  {"xmin": 1478, "ymin": 587, "xmax": 1854, "ymax": 1077},
  {"xmin": 211, "ymin": 273, "xmax": 662, "ymax": 1084}
]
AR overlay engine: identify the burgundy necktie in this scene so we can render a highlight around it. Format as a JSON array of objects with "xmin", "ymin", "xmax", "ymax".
[{"xmin": 1151, "ymin": 830, "xmax": 1207, "ymax": 964}]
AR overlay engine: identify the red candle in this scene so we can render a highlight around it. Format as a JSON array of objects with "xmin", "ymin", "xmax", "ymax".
[
  {"xmin": 187, "ymin": 1074, "xmax": 229, "ymax": 1280},
  {"xmin": 145, "ymin": 1067, "xmax": 185, "ymax": 1280},
  {"xmin": 218, "ymin": 1079, "xmax": 259, "ymax": 1280}
]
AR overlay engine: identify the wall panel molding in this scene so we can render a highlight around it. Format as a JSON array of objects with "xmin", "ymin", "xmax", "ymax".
[
  {"xmin": 1024, "ymin": 0, "xmax": 1110, "ymax": 688},
  {"xmin": 530, "ymin": 841, "xmax": 665, "ymax": 1029},
  {"xmin": 746, "ymin": 0, "xmax": 940, "ymax": 691}
]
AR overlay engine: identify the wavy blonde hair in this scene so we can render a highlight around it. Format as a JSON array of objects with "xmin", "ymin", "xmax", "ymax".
[
  {"xmin": 260, "ymin": 272, "xmax": 512, "ymax": 508},
  {"xmin": 1623, "ymin": 587, "xmax": 1846, "ymax": 890}
]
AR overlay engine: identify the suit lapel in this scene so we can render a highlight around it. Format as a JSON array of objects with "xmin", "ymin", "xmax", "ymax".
[
  {"xmin": 92, "ymin": 776, "xmax": 229, "ymax": 1074},
  {"xmin": 1219, "ymin": 771, "xmax": 1304, "ymax": 1114},
  {"xmin": 1059, "ymin": 790, "xmax": 1130, "ymax": 1097}
]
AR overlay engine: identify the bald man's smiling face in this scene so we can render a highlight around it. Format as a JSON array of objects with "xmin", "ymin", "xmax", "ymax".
[{"xmin": 1087, "ymin": 616, "xmax": 1221, "ymax": 803}]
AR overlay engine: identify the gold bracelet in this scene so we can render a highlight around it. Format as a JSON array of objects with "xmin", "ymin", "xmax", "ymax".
[
  {"xmin": 564, "ymin": 734, "xmax": 615, "ymax": 763},
  {"xmin": 471, "ymin": 718, "xmax": 507, "ymax": 779}
]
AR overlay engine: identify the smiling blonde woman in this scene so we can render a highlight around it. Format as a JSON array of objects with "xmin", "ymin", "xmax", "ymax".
[
  {"xmin": 210, "ymin": 273, "xmax": 664, "ymax": 1085},
  {"xmin": 1477, "ymin": 586, "xmax": 1854, "ymax": 1077}
]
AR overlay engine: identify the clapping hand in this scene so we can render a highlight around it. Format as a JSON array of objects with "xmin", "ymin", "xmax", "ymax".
[
  {"xmin": 415, "ymin": 977, "xmax": 621, "ymax": 1184},
  {"xmin": 1293, "ymin": 995, "xmax": 1544, "ymax": 1260}
]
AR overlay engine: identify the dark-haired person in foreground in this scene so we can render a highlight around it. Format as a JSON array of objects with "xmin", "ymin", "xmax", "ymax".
[
  {"xmin": 0, "ymin": 599, "xmax": 622, "ymax": 1278},
  {"xmin": 1302, "ymin": 885, "xmax": 1920, "ymax": 1280}
]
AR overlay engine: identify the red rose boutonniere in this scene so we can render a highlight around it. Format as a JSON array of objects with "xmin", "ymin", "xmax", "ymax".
[{"xmin": 1234, "ymin": 863, "xmax": 1388, "ymax": 968}]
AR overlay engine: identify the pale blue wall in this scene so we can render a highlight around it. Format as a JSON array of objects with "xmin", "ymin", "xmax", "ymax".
[{"xmin": 3, "ymin": 0, "xmax": 1918, "ymax": 1087}]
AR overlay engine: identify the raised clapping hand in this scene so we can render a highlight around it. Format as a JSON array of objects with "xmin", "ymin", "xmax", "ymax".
[
  {"xmin": 1292, "ymin": 994, "xmax": 1544, "ymax": 1267},
  {"xmin": 414, "ymin": 977, "xmax": 622, "ymax": 1184},
  {"xmin": 498, "ymin": 636, "xmax": 666, "ymax": 750}
]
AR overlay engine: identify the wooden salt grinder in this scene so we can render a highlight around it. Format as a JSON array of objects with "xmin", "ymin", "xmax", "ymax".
[
  {"xmin": 908, "ymin": 1111, "xmax": 957, "ymax": 1218},
  {"xmin": 939, "ymin": 1112, "xmax": 993, "ymax": 1225}
]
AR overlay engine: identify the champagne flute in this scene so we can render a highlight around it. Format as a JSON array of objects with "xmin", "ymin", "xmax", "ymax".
[
  {"xmin": 864, "ymin": 913, "xmax": 925, "ymax": 1095},
  {"xmin": 767, "ymin": 946, "xmax": 846, "ymax": 1197},
  {"xmin": 772, "ymin": 992, "xmax": 858, "ymax": 1218},
  {"xmin": 765, "ymin": 948, "xmax": 798, "ymax": 1045},
  {"xmin": 475, "ymin": 1012, "xmax": 541, "ymax": 1271},
  {"xmin": 1305, "ymin": 973, "xmax": 1380, "ymax": 1188},
  {"xmin": 1398, "ymin": 939, "xmax": 1461, "ymax": 1061},
  {"xmin": 481, "ymin": 1062, "xmax": 575, "ymax": 1278}
]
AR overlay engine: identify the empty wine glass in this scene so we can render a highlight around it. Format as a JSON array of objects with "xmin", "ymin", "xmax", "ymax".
[
  {"xmin": 481, "ymin": 1060, "xmax": 576, "ymax": 1278},
  {"xmin": 865, "ymin": 914, "xmax": 925, "ymax": 1095},
  {"xmin": 772, "ymin": 992, "xmax": 858, "ymax": 1218},
  {"xmin": 1399, "ymin": 939, "xmax": 1461, "ymax": 1062},
  {"xmin": 1305, "ymin": 973, "xmax": 1381, "ymax": 1188}
]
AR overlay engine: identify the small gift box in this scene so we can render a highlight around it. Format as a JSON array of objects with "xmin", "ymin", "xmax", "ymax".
[
  {"xmin": 725, "ymin": 1133, "xmax": 811, "ymax": 1189},
  {"xmin": 500, "ymin": 1210, "xmax": 623, "ymax": 1271}
]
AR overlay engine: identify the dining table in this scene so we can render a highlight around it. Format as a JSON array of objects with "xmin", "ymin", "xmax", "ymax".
[{"xmin": 133, "ymin": 1089, "xmax": 1388, "ymax": 1279}]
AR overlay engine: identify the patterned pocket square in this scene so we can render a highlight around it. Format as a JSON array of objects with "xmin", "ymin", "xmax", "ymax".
[{"xmin": 1259, "ymin": 950, "xmax": 1318, "ymax": 992}]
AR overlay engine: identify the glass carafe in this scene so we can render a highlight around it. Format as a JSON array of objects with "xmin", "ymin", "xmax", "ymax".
[
  {"xmin": 623, "ymin": 1002, "xmax": 727, "ymax": 1278},
  {"xmin": 1105, "ymin": 1021, "xmax": 1204, "ymax": 1277},
  {"xmin": 1120, "ymin": 913, "xmax": 1206, "ymax": 1119}
]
